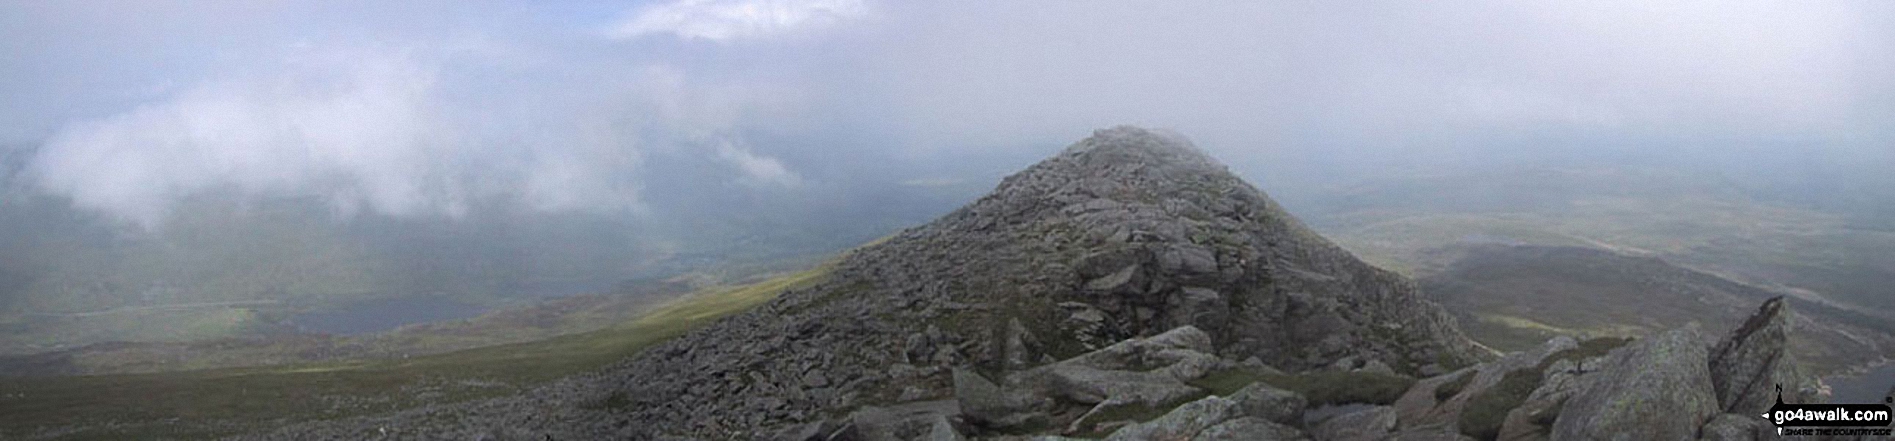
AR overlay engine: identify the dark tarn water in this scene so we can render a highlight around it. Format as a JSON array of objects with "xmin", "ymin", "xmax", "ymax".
[
  {"xmin": 291, "ymin": 296, "xmax": 487, "ymax": 335},
  {"xmin": 1826, "ymin": 363, "xmax": 1895, "ymax": 404}
]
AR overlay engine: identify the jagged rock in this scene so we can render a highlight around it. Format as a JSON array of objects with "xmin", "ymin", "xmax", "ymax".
[
  {"xmin": 925, "ymin": 414, "xmax": 966, "ymax": 441},
  {"xmin": 1552, "ymin": 325, "xmax": 1719, "ymax": 441},
  {"xmin": 1697, "ymin": 413, "xmax": 1768, "ymax": 441},
  {"xmin": 1017, "ymin": 326, "xmax": 1221, "ymax": 434},
  {"xmin": 1228, "ymin": 382, "xmax": 1307, "ymax": 425},
  {"xmin": 1192, "ymin": 417, "xmax": 1308, "ymax": 441},
  {"xmin": 1395, "ymin": 336, "xmax": 1575, "ymax": 431},
  {"xmin": 1311, "ymin": 405, "xmax": 1397, "ymax": 441},
  {"xmin": 1041, "ymin": 366, "xmax": 1204, "ymax": 408},
  {"xmin": 1104, "ymin": 396, "xmax": 1239, "ymax": 441},
  {"xmin": 953, "ymin": 368, "xmax": 1045, "ymax": 429},
  {"xmin": 842, "ymin": 400, "xmax": 962, "ymax": 441},
  {"xmin": 1005, "ymin": 317, "xmax": 1040, "ymax": 371},
  {"xmin": 1707, "ymin": 297, "xmax": 1807, "ymax": 415},
  {"xmin": 1495, "ymin": 359, "xmax": 1579, "ymax": 441},
  {"xmin": 1165, "ymin": 287, "xmax": 1229, "ymax": 335},
  {"xmin": 1358, "ymin": 359, "xmax": 1396, "ymax": 376}
]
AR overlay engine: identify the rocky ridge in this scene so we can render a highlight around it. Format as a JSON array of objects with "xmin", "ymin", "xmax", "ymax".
[{"xmin": 249, "ymin": 127, "xmax": 1837, "ymax": 440}]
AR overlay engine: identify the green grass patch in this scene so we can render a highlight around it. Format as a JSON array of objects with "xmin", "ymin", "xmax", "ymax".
[
  {"xmin": 1188, "ymin": 368, "xmax": 1270, "ymax": 397},
  {"xmin": 0, "ymin": 266, "xmax": 829, "ymax": 440}
]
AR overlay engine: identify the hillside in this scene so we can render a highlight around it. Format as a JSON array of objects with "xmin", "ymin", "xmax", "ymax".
[
  {"xmin": 246, "ymin": 126, "xmax": 1487, "ymax": 439},
  {"xmin": 1421, "ymin": 245, "xmax": 1893, "ymax": 374}
]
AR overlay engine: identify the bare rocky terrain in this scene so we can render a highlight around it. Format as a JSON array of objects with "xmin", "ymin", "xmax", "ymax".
[{"xmin": 238, "ymin": 128, "xmax": 1874, "ymax": 440}]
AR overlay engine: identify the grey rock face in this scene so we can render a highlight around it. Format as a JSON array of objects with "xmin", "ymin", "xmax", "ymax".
[
  {"xmin": 1707, "ymin": 297, "xmax": 1807, "ymax": 415},
  {"xmin": 1552, "ymin": 325, "xmax": 1720, "ymax": 441}
]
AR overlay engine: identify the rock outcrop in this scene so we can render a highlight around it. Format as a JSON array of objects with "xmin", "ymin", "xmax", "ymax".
[
  {"xmin": 1551, "ymin": 325, "xmax": 1720, "ymax": 441},
  {"xmin": 560, "ymin": 126, "xmax": 1482, "ymax": 438},
  {"xmin": 1707, "ymin": 297, "xmax": 1810, "ymax": 415}
]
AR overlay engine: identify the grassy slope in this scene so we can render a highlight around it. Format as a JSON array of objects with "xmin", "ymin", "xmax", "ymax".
[{"xmin": 0, "ymin": 266, "xmax": 828, "ymax": 440}]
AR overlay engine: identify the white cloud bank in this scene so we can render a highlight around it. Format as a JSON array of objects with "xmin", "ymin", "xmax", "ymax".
[
  {"xmin": 28, "ymin": 49, "xmax": 466, "ymax": 227},
  {"xmin": 608, "ymin": 0, "xmax": 867, "ymax": 42}
]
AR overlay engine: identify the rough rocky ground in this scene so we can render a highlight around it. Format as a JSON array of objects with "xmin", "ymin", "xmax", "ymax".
[{"xmin": 243, "ymin": 128, "xmax": 1860, "ymax": 440}]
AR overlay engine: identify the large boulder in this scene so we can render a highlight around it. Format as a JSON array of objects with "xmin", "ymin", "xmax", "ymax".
[
  {"xmin": 1551, "ymin": 325, "xmax": 1720, "ymax": 441},
  {"xmin": 1311, "ymin": 405, "xmax": 1398, "ymax": 441},
  {"xmin": 1228, "ymin": 382, "xmax": 1307, "ymax": 425},
  {"xmin": 1496, "ymin": 358, "xmax": 1584, "ymax": 441},
  {"xmin": 1104, "ymin": 396, "xmax": 1240, "ymax": 441},
  {"xmin": 1395, "ymin": 336, "xmax": 1576, "ymax": 431},
  {"xmin": 1707, "ymin": 297, "xmax": 1809, "ymax": 414},
  {"xmin": 953, "ymin": 368, "xmax": 1046, "ymax": 429}
]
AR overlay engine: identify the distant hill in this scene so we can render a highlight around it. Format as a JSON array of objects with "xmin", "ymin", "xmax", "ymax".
[{"xmin": 1422, "ymin": 244, "xmax": 1892, "ymax": 374}]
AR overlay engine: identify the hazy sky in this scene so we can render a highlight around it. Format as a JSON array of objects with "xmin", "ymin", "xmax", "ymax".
[{"xmin": 3, "ymin": 0, "xmax": 1892, "ymax": 227}]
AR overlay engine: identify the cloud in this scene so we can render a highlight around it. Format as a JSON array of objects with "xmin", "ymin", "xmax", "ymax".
[
  {"xmin": 608, "ymin": 0, "xmax": 866, "ymax": 42},
  {"xmin": 23, "ymin": 45, "xmax": 677, "ymax": 228},
  {"xmin": 27, "ymin": 47, "xmax": 461, "ymax": 227},
  {"xmin": 8, "ymin": 0, "xmax": 1895, "ymax": 233},
  {"xmin": 716, "ymin": 140, "xmax": 802, "ymax": 188}
]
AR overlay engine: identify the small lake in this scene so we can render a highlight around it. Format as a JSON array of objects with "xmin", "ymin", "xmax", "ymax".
[
  {"xmin": 291, "ymin": 296, "xmax": 488, "ymax": 335},
  {"xmin": 1826, "ymin": 363, "xmax": 1895, "ymax": 404}
]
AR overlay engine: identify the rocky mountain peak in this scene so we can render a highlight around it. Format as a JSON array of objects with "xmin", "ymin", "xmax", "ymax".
[
  {"xmin": 1056, "ymin": 126, "xmax": 1220, "ymax": 171},
  {"xmin": 268, "ymin": 127, "xmax": 1490, "ymax": 439}
]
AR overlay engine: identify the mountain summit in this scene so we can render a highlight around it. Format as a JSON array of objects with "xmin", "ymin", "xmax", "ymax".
[
  {"xmin": 594, "ymin": 126, "xmax": 1484, "ymax": 435},
  {"xmin": 263, "ymin": 126, "xmax": 1489, "ymax": 439}
]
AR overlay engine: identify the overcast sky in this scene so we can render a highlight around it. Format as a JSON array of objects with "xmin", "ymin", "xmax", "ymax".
[{"xmin": 3, "ymin": 0, "xmax": 1891, "ymax": 228}]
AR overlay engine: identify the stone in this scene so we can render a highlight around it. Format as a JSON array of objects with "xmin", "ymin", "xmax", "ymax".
[
  {"xmin": 1311, "ymin": 405, "xmax": 1397, "ymax": 441},
  {"xmin": 1707, "ymin": 297, "xmax": 1807, "ymax": 415},
  {"xmin": 1041, "ymin": 364, "xmax": 1205, "ymax": 407},
  {"xmin": 1394, "ymin": 336, "xmax": 1574, "ymax": 431},
  {"xmin": 1085, "ymin": 264, "xmax": 1143, "ymax": 294},
  {"xmin": 1496, "ymin": 359, "xmax": 1577, "ymax": 441},
  {"xmin": 771, "ymin": 420, "xmax": 830, "ymax": 441},
  {"xmin": 925, "ymin": 414, "xmax": 965, "ymax": 441},
  {"xmin": 1698, "ymin": 412, "xmax": 1768, "ymax": 441},
  {"xmin": 1227, "ymin": 382, "xmax": 1307, "ymax": 425},
  {"xmin": 1104, "ymin": 396, "xmax": 1239, "ymax": 441},
  {"xmin": 1191, "ymin": 417, "xmax": 1308, "ymax": 441},
  {"xmin": 1166, "ymin": 287, "xmax": 1229, "ymax": 333},
  {"xmin": 953, "ymin": 368, "xmax": 1044, "ymax": 429},
  {"xmin": 1552, "ymin": 325, "xmax": 1719, "ymax": 441},
  {"xmin": 1006, "ymin": 317, "xmax": 1039, "ymax": 371}
]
